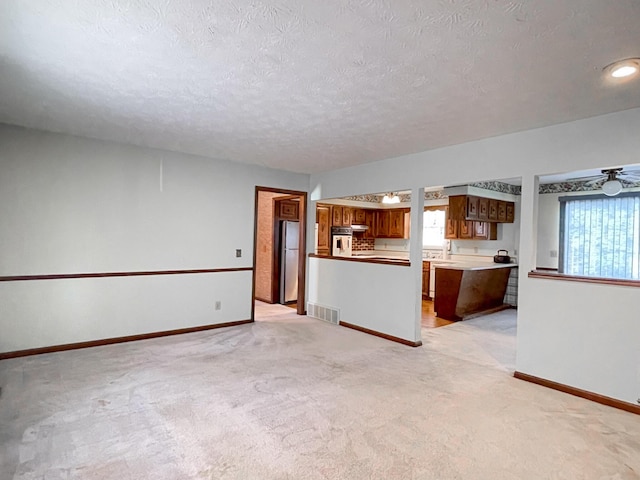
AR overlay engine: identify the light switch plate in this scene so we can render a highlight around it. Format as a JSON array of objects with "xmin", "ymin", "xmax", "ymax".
[{"xmin": 236, "ymin": 249, "xmax": 242, "ymax": 257}]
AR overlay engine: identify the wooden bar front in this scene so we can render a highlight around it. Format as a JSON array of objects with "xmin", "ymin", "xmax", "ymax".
[{"xmin": 434, "ymin": 267, "xmax": 512, "ymax": 321}]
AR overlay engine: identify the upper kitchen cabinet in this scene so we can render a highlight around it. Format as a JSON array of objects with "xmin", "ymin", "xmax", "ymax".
[
  {"xmin": 278, "ymin": 199, "xmax": 299, "ymax": 220},
  {"xmin": 332, "ymin": 205, "xmax": 343, "ymax": 226},
  {"xmin": 449, "ymin": 195, "xmax": 514, "ymax": 224},
  {"xmin": 342, "ymin": 207, "xmax": 353, "ymax": 226},
  {"xmin": 364, "ymin": 209, "xmax": 376, "ymax": 238},
  {"xmin": 353, "ymin": 208, "xmax": 367, "ymax": 225},
  {"xmin": 377, "ymin": 208, "xmax": 410, "ymax": 239}
]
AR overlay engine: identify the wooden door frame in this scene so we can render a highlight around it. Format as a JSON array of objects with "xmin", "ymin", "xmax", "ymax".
[{"xmin": 252, "ymin": 186, "xmax": 307, "ymax": 319}]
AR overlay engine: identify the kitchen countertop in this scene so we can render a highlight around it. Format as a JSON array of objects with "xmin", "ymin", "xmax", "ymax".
[{"xmin": 432, "ymin": 262, "xmax": 517, "ymax": 271}]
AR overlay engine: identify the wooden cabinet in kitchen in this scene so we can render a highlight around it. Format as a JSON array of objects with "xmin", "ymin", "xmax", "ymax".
[
  {"xmin": 342, "ymin": 207, "xmax": 352, "ymax": 226},
  {"xmin": 353, "ymin": 208, "xmax": 367, "ymax": 225},
  {"xmin": 278, "ymin": 200, "xmax": 299, "ymax": 220},
  {"xmin": 388, "ymin": 209, "xmax": 409, "ymax": 238},
  {"xmin": 445, "ymin": 217, "xmax": 459, "ymax": 239},
  {"xmin": 488, "ymin": 199, "xmax": 498, "ymax": 221},
  {"xmin": 450, "ymin": 195, "xmax": 514, "ymax": 224},
  {"xmin": 473, "ymin": 221, "xmax": 498, "ymax": 240},
  {"xmin": 364, "ymin": 209, "xmax": 376, "ymax": 238},
  {"xmin": 316, "ymin": 204, "xmax": 331, "ymax": 255},
  {"xmin": 376, "ymin": 208, "xmax": 409, "ymax": 239},
  {"xmin": 478, "ymin": 197, "xmax": 489, "ymax": 220},
  {"xmin": 506, "ymin": 203, "xmax": 515, "ymax": 223},
  {"xmin": 332, "ymin": 205, "xmax": 343, "ymax": 226},
  {"xmin": 422, "ymin": 261, "xmax": 431, "ymax": 300},
  {"xmin": 497, "ymin": 201, "xmax": 507, "ymax": 222},
  {"xmin": 459, "ymin": 220, "xmax": 474, "ymax": 239},
  {"xmin": 445, "ymin": 208, "xmax": 497, "ymax": 240},
  {"xmin": 376, "ymin": 210, "xmax": 390, "ymax": 237},
  {"xmin": 466, "ymin": 196, "xmax": 479, "ymax": 220}
]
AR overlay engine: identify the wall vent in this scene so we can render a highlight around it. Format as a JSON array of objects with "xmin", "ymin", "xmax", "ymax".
[{"xmin": 307, "ymin": 302, "xmax": 340, "ymax": 325}]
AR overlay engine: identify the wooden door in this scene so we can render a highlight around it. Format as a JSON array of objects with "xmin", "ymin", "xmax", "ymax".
[
  {"xmin": 278, "ymin": 200, "xmax": 299, "ymax": 220},
  {"xmin": 466, "ymin": 196, "xmax": 479, "ymax": 220},
  {"xmin": 342, "ymin": 207, "xmax": 352, "ymax": 226},
  {"xmin": 353, "ymin": 208, "xmax": 366, "ymax": 224},
  {"xmin": 459, "ymin": 220, "xmax": 474, "ymax": 239},
  {"xmin": 332, "ymin": 205, "xmax": 343, "ymax": 226},
  {"xmin": 316, "ymin": 205, "xmax": 331, "ymax": 254},
  {"xmin": 376, "ymin": 210, "xmax": 390, "ymax": 237},
  {"xmin": 488, "ymin": 199, "xmax": 498, "ymax": 221},
  {"xmin": 364, "ymin": 210, "xmax": 376, "ymax": 238},
  {"xmin": 445, "ymin": 218, "xmax": 458, "ymax": 239},
  {"xmin": 506, "ymin": 202, "xmax": 515, "ymax": 223},
  {"xmin": 497, "ymin": 201, "xmax": 507, "ymax": 222},
  {"xmin": 478, "ymin": 197, "xmax": 489, "ymax": 221},
  {"xmin": 388, "ymin": 209, "xmax": 405, "ymax": 238}
]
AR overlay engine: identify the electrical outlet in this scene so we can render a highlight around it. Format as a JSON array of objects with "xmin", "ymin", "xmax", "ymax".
[
  {"xmin": 236, "ymin": 249, "xmax": 242, "ymax": 257},
  {"xmin": 215, "ymin": 301, "xmax": 221, "ymax": 310},
  {"xmin": 550, "ymin": 250, "xmax": 558, "ymax": 258}
]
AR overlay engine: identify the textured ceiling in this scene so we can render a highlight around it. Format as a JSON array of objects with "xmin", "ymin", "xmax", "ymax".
[{"xmin": 1, "ymin": 1, "xmax": 639, "ymax": 174}]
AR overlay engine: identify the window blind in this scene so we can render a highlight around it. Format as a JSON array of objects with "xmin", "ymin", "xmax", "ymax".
[{"xmin": 559, "ymin": 193, "xmax": 640, "ymax": 279}]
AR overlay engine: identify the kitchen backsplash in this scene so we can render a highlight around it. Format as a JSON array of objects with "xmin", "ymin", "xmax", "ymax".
[
  {"xmin": 374, "ymin": 238, "xmax": 410, "ymax": 251},
  {"xmin": 352, "ymin": 237, "xmax": 375, "ymax": 251}
]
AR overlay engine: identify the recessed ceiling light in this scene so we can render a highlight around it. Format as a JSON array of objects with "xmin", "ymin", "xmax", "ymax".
[{"xmin": 604, "ymin": 58, "xmax": 640, "ymax": 80}]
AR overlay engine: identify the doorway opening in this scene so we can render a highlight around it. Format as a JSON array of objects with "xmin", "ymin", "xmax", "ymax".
[{"xmin": 252, "ymin": 187, "xmax": 307, "ymax": 321}]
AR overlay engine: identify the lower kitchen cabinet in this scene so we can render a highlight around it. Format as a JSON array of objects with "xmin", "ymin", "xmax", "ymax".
[{"xmin": 422, "ymin": 261, "xmax": 431, "ymax": 299}]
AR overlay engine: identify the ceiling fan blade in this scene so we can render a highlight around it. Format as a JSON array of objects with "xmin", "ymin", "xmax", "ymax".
[{"xmin": 565, "ymin": 174, "xmax": 604, "ymax": 183}]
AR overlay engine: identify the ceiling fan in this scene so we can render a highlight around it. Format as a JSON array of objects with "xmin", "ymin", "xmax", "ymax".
[{"xmin": 568, "ymin": 167, "xmax": 640, "ymax": 196}]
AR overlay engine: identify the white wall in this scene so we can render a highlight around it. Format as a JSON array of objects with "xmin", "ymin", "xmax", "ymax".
[
  {"xmin": 0, "ymin": 124, "xmax": 309, "ymax": 352},
  {"xmin": 307, "ymin": 258, "xmax": 418, "ymax": 341},
  {"xmin": 307, "ymin": 108, "xmax": 640, "ymax": 404}
]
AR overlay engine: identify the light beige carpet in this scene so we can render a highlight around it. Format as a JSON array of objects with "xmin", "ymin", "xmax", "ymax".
[{"xmin": 0, "ymin": 305, "xmax": 638, "ymax": 479}]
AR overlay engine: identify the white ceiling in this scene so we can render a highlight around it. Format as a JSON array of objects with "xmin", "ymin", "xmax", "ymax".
[{"xmin": 1, "ymin": 1, "xmax": 639, "ymax": 174}]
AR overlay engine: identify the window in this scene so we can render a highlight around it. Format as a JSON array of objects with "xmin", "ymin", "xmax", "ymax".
[
  {"xmin": 423, "ymin": 209, "xmax": 445, "ymax": 248},
  {"xmin": 559, "ymin": 193, "xmax": 640, "ymax": 279}
]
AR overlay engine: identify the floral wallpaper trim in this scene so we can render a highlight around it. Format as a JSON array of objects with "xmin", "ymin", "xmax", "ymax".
[{"xmin": 538, "ymin": 180, "xmax": 640, "ymax": 194}]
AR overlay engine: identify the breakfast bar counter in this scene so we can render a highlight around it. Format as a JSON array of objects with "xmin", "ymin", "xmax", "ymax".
[{"xmin": 434, "ymin": 263, "xmax": 517, "ymax": 321}]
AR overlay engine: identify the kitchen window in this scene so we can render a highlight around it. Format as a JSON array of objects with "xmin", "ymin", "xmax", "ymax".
[
  {"xmin": 559, "ymin": 193, "xmax": 640, "ymax": 280},
  {"xmin": 423, "ymin": 208, "xmax": 446, "ymax": 248}
]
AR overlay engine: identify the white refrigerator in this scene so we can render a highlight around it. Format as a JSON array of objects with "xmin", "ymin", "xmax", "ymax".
[{"xmin": 280, "ymin": 221, "xmax": 299, "ymax": 304}]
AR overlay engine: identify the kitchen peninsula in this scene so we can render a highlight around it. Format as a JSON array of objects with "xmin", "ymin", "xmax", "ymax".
[{"xmin": 434, "ymin": 262, "xmax": 517, "ymax": 321}]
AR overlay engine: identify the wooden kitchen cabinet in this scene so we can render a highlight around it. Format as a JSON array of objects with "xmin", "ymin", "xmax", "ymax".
[
  {"xmin": 445, "ymin": 207, "xmax": 497, "ymax": 240},
  {"xmin": 478, "ymin": 197, "xmax": 489, "ymax": 220},
  {"xmin": 445, "ymin": 218, "xmax": 458, "ymax": 239},
  {"xmin": 459, "ymin": 220, "xmax": 474, "ymax": 239},
  {"xmin": 376, "ymin": 210, "xmax": 390, "ymax": 237},
  {"xmin": 353, "ymin": 208, "xmax": 367, "ymax": 225},
  {"xmin": 474, "ymin": 221, "xmax": 498, "ymax": 240},
  {"xmin": 422, "ymin": 261, "xmax": 431, "ymax": 300},
  {"xmin": 376, "ymin": 208, "xmax": 409, "ymax": 238},
  {"xmin": 488, "ymin": 199, "xmax": 498, "ymax": 221},
  {"xmin": 497, "ymin": 201, "xmax": 507, "ymax": 222},
  {"xmin": 332, "ymin": 205, "xmax": 343, "ymax": 226},
  {"xmin": 278, "ymin": 200, "xmax": 299, "ymax": 220},
  {"xmin": 451, "ymin": 195, "xmax": 514, "ymax": 224},
  {"xmin": 364, "ymin": 209, "xmax": 376, "ymax": 238},
  {"xmin": 466, "ymin": 196, "xmax": 479, "ymax": 220},
  {"xmin": 506, "ymin": 203, "xmax": 515, "ymax": 223},
  {"xmin": 342, "ymin": 207, "xmax": 353, "ymax": 226},
  {"xmin": 316, "ymin": 204, "xmax": 331, "ymax": 255}
]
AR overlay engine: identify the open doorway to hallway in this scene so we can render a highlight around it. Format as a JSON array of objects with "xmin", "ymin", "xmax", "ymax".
[{"xmin": 253, "ymin": 187, "xmax": 307, "ymax": 321}]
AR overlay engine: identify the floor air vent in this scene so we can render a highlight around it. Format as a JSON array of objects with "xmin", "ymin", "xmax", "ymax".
[{"xmin": 307, "ymin": 303, "xmax": 340, "ymax": 325}]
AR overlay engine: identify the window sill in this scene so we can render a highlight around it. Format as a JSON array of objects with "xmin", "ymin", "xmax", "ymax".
[{"xmin": 528, "ymin": 270, "xmax": 640, "ymax": 287}]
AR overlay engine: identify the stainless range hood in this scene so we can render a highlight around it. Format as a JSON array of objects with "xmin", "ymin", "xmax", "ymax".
[{"xmin": 351, "ymin": 224, "xmax": 369, "ymax": 232}]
